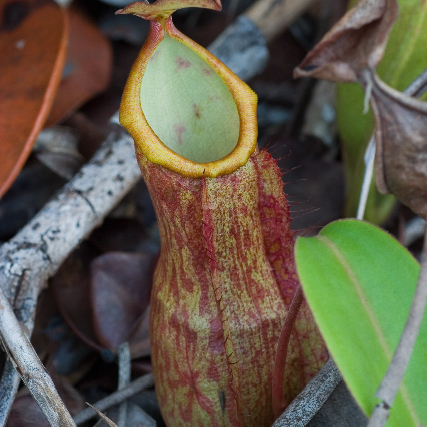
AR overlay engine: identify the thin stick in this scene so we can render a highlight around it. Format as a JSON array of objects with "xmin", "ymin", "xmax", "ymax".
[
  {"xmin": 117, "ymin": 343, "xmax": 131, "ymax": 427},
  {"xmin": 356, "ymin": 135, "xmax": 375, "ymax": 220},
  {"xmin": 407, "ymin": 67, "xmax": 427, "ymax": 98},
  {"xmin": 272, "ymin": 285, "xmax": 304, "ymax": 419},
  {"xmin": 73, "ymin": 374, "xmax": 154, "ymax": 425},
  {"xmin": 245, "ymin": 0, "xmax": 319, "ymax": 43},
  {"xmin": 404, "ymin": 217, "xmax": 426, "ymax": 247},
  {"xmin": 0, "ymin": 288, "xmax": 75, "ymax": 426}
]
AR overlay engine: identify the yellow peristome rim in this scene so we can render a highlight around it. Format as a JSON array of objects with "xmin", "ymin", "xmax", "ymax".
[{"xmin": 119, "ymin": 17, "xmax": 258, "ymax": 178}]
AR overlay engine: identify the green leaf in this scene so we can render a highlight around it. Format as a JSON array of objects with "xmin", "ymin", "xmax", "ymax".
[
  {"xmin": 295, "ymin": 220, "xmax": 427, "ymax": 427},
  {"xmin": 140, "ymin": 33, "xmax": 239, "ymax": 163},
  {"xmin": 336, "ymin": 0, "xmax": 427, "ymax": 224}
]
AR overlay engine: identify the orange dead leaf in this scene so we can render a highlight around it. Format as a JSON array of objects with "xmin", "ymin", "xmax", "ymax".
[
  {"xmin": 46, "ymin": 8, "xmax": 113, "ymax": 126},
  {"xmin": 0, "ymin": 0, "xmax": 68, "ymax": 197}
]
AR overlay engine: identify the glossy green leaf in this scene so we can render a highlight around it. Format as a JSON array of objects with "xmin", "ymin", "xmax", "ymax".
[
  {"xmin": 295, "ymin": 220, "xmax": 427, "ymax": 427},
  {"xmin": 140, "ymin": 33, "xmax": 239, "ymax": 163},
  {"xmin": 336, "ymin": 0, "xmax": 427, "ymax": 224}
]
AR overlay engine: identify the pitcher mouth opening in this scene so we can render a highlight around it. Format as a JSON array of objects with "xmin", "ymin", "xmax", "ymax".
[{"xmin": 119, "ymin": 15, "xmax": 258, "ymax": 178}]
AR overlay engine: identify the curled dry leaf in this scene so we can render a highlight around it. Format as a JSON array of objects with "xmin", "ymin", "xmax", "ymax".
[
  {"xmin": 365, "ymin": 71, "xmax": 427, "ymax": 220},
  {"xmin": 294, "ymin": 0, "xmax": 427, "ymax": 220},
  {"xmin": 0, "ymin": 0, "xmax": 68, "ymax": 197},
  {"xmin": 293, "ymin": 0, "xmax": 398, "ymax": 82},
  {"xmin": 335, "ymin": 0, "xmax": 427, "ymax": 224}
]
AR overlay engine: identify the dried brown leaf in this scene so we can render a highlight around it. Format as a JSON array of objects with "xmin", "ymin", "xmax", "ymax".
[
  {"xmin": 128, "ymin": 307, "xmax": 151, "ymax": 359},
  {"xmin": 293, "ymin": 0, "xmax": 398, "ymax": 82},
  {"xmin": 366, "ymin": 71, "xmax": 427, "ymax": 220},
  {"xmin": 52, "ymin": 244, "xmax": 104, "ymax": 353},
  {"xmin": 53, "ymin": 246, "xmax": 155, "ymax": 358},
  {"xmin": 293, "ymin": 0, "xmax": 427, "ymax": 219},
  {"xmin": 90, "ymin": 252, "xmax": 154, "ymax": 353},
  {"xmin": 0, "ymin": 0, "xmax": 68, "ymax": 197},
  {"xmin": 46, "ymin": 8, "xmax": 113, "ymax": 126}
]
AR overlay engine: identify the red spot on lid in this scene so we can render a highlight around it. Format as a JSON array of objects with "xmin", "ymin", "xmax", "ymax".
[
  {"xmin": 173, "ymin": 124, "xmax": 186, "ymax": 145},
  {"xmin": 175, "ymin": 57, "xmax": 191, "ymax": 71}
]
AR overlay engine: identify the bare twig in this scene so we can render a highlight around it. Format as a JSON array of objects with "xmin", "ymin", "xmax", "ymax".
[
  {"xmin": 357, "ymin": 135, "xmax": 375, "ymax": 220},
  {"xmin": 208, "ymin": 16, "xmax": 268, "ymax": 81},
  {"xmin": 407, "ymin": 67, "xmax": 427, "ymax": 98},
  {"xmin": 245, "ymin": 0, "xmax": 319, "ymax": 43},
  {"xmin": 272, "ymin": 358, "xmax": 342, "ymax": 427},
  {"xmin": 91, "ymin": 344, "xmax": 153, "ymax": 427},
  {"xmin": 0, "ymin": 287, "xmax": 75, "ymax": 426},
  {"xmin": 367, "ymin": 226, "xmax": 427, "ymax": 427},
  {"xmin": 117, "ymin": 343, "xmax": 131, "ymax": 427},
  {"xmin": 210, "ymin": 0, "xmax": 322, "ymax": 82},
  {"xmin": 73, "ymin": 374, "xmax": 154, "ymax": 425},
  {"xmin": 404, "ymin": 217, "xmax": 426, "ymax": 247}
]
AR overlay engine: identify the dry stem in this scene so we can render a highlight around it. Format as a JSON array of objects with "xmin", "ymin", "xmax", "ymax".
[{"xmin": 73, "ymin": 374, "xmax": 154, "ymax": 425}]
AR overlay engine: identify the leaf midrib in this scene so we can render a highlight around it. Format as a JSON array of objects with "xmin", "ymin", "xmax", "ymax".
[{"xmin": 317, "ymin": 234, "xmax": 418, "ymax": 426}]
